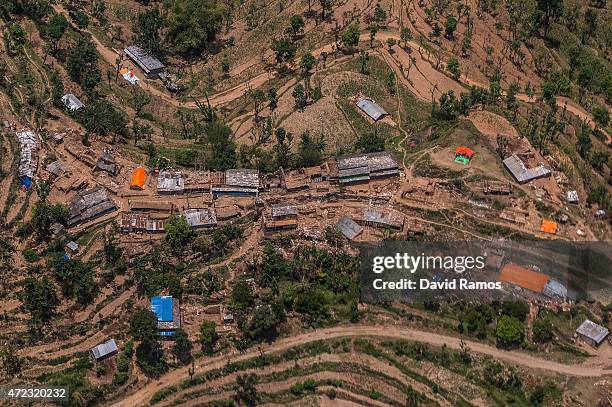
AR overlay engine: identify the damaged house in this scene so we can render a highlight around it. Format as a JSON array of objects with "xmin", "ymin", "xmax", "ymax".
[
  {"xmin": 67, "ymin": 187, "xmax": 117, "ymax": 226},
  {"xmin": 333, "ymin": 151, "xmax": 400, "ymax": 184},
  {"xmin": 212, "ymin": 169, "xmax": 260, "ymax": 196},
  {"xmin": 265, "ymin": 203, "xmax": 298, "ymax": 231},
  {"xmin": 16, "ymin": 130, "xmax": 39, "ymax": 190},
  {"xmin": 157, "ymin": 171, "xmax": 185, "ymax": 194},
  {"xmin": 503, "ymin": 154, "xmax": 551, "ymax": 184},
  {"xmin": 95, "ymin": 151, "xmax": 119, "ymax": 176},
  {"xmin": 183, "ymin": 208, "xmax": 217, "ymax": 228}
]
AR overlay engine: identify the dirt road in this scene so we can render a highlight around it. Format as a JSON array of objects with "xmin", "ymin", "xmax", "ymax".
[{"xmin": 111, "ymin": 325, "xmax": 612, "ymax": 407}]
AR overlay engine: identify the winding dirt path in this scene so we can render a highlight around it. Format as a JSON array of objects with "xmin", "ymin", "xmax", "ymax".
[{"xmin": 111, "ymin": 325, "xmax": 612, "ymax": 407}]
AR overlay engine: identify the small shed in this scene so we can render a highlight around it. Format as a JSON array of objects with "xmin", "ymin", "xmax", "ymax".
[
  {"xmin": 575, "ymin": 319, "xmax": 609, "ymax": 347},
  {"xmin": 223, "ymin": 312, "xmax": 234, "ymax": 324},
  {"xmin": 454, "ymin": 146, "xmax": 474, "ymax": 164},
  {"xmin": 90, "ymin": 338, "xmax": 118, "ymax": 362},
  {"xmin": 130, "ymin": 167, "xmax": 147, "ymax": 190},
  {"xmin": 356, "ymin": 97, "xmax": 388, "ymax": 121},
  {"xmin": 566, "ymin": 190, "xmax": 579, "ymax": 204},
  {"xmin": 61, "ymin": 94, "xmax": 85, "ymax": 111},
  {"xmin": 66, "ymin": 241, "xmax": 80, "ymax": 254}
]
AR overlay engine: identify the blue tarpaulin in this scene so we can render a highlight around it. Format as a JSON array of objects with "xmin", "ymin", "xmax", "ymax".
[
  {"xmin": 20, "ymin": 176, "xmax": 32, "ymax": 190},
  {"xmin": 151, "ymin": 296, "xmax": 173, "ymax": 322}
]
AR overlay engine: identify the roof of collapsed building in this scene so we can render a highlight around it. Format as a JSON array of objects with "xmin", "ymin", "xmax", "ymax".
[
  {"xmin": 16, "ymin": 130, "xmax": 39, "ymax": 179},
  {"xmin": 225, "ymin": 169, "xmax": 260, "ymax": 188},
  {"xmin": 503, "ymin": 154, "xmax": 551, "ymax": 183},
  {"xmin": 67, "ymin": 187, "xmax": 116, "ymax": 226},
  {"xmin": 157, "ymin": 171, "xmax": 185, "ymax": 193},
  {"xmin": 335, "ymin": 152, "xmax": 399, "ymax": 182},
  {"xmin": 120, "ymin": 212, "xmax": 165, "ymax": 232},
  {"xmin": 95, "ymin": 151, "xmax": 119, "ymax": 175},
  {"xmin": 183, "ymin": 208, "xmax": 217, "ymax": 227},
  {"xmin": 61, "ymin": 93, "xmax": 85, "ymax": 111},
  {"xmin": 362, "ymin": 208, "xmax": 404, "ymax": 228},
  {"xmin": 46, "ymin": 160, "xmax": 68, "ymax": 176},
  {"xmin": 271, "ymin": 203, "xmax": 298, "ymax": 218},
  {"xmin": 337, "ymin": 216, "xmax": 363, "ymax": 240}
]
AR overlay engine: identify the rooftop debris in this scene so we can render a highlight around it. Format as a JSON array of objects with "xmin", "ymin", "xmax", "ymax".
[
  {"xmin": 212, "ymin": 169, "xmax": 260, "ymax": 196},
  {"xmin": 566, "ymin": 190, "xmax": 579, "ymax": 204},
  {"xmin": 129, "ymin": 200, "xmax": 174, "ymax": 212},
  {"xmin": 46, "ymin": 160, "xmax": 68, "ymax": 177},
  {"xmin": 360, "ymin": 208, "xmax": 404, "ymax": 229},
  {"xmin": 337, "ymin": 216, "xmax": 363, "ymax": 240},
  {"xmin": 271, "ymin": 203, "xmax": 298, "ymax": 218},
  {"xmin": 90, "ymin": 338, "xmax": 118, "ymax": 362},
  {"xmin": 16, "ymin": 130, "xmax": 39, "ymax": 185},
  {"xmin": 503, "ymin": 154, "xmax": 551, "ymax": 184},
  {"xmin": 540, "ymin": 219, "xmax": 558, "ymax": 235},
  {"xmin": 335, "ymin": 151, "xmax": 399, "ymax": 184},
  {"xmin": 130, "ymin": 167, "xmax": 147, "ymax": 190},
  {"xmin": 124, "ymin": 45, "xmax": 165, "ymax": 78},
  {"xmin": 499, "ymin": 263, "xmax": 549, "ymax": 293},
  {"xmin": 120, "ymin": 212, "xmax": 165, "ymax": 232},
  {"xmin": 575, "ymin": 319, "xmax": 609, "ymax": 347},
  {"xmin": 482, "ymin": 180, "xmax": 511, "ymax": 195},
  {"xmin": 95, "ymin": 150, "xmax": 119, "ymax": 176},
  {"xmin": 67, "ymin": 187, "xmax": 117, "ymax": 226},
  {"xmin": 61, "ymin": 94, "xmax": 85, "ymax": 111},
  {"xmin": 157, "ymin": 171, "xmax": 185, "ymax": 194},
  {"xmin": 151, "ymin": 296, "xmax": 180, "ymax": 336},
  {"xmin": 356, "ymin": 96, "xmax": 388, "ymax": 121},
  {"xmin": 542, "ymin": 278, "xmax": 569, "ymax": 301},
  {"xmin": 50, "ymin": 222, "xmax": 64, "ymax": 237},
  {"xmin": 266, "ymin": 203, "xmax": 298, "ymax": 230},
  {"xmin": 183, "ymin": 208, "xmax": 217, "ymax": 228}
]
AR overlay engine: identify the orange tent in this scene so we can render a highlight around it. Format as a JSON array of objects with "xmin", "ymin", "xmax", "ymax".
[
  {"xmin": 130, "ymin": 167, "xmax": 147, "ymax": 190},
  {"xmin": 499, "ymin": 263, "xmax": 549, "ymax": 293},
  {"xmin": 455, "ymin": 146, "xmax": 475, "ymax": 157},
  {"xmin": 540, "ymin": 219, "xmax": 558, "ymax": 234}
]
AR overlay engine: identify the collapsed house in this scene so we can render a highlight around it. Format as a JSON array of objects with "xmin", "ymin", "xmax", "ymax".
[
  {"xmin": 95, "ymin": 151, "xmax": 119, "ymax": 176},
  {"xmin": 67, "ymin": 187, "xmax": 117, "ymax": 226},
  {"xmin": 16, "ymin": 130, "xmax": 39, "ymax": 190},
  {"xmin": 157, "ymin": 171, "xmax": 185, "ymax": 194},
  {"xmin": 482, "ymin": 180, "xmax": 511, "ymax": 195},
  {"xmin": 332, "ymin": 151, "xmax": 400, "ymax": 184},
  {"xmin": 356, "ymin": 96, "xmax": 388, "ymax": 121},
  {"xmin": 46, "ymin": 160, "xmax": 68, "ymax": 177},
  {"xmin": 120, "ymin": 212, "xmax": 165, "ymax": 232},
  {"xmin": 151, "ymin": 296, "xmax": 181, "ymax": 337},
  {"xmin": 503, "ymin": 154, "xmax": 551, "ymax": 184},
  {"xmin": 265, "ymin": 203, "xmax": 298, "ymax": 230},
  {"xmin": 124, "ymin": 45, "xmax": 166, "ymax": 78},
  {"xmin": 575, "ymin": 319, "xmax": 609, "ymax": 348},
  {"xmin": 337, "ymin": 216, "xmax": 363, "ymax": 240},
  {"xmin": 212, "ymin": 169, "xmax": 260, "ymax": 196},
  {"xmin": 90, "ymin": 338, "xmax": 118, "ymax": 362},
  {"xmin": 61, "ymin": 93, "xmax": 85, "ymax": 112},
  {"xmin": 130, "ymin": 199, "xmax": 174, "ymax": 213},
  {"xmin": 279, "ymin": 164, "xmax": 329, "ymax": 192},
  {"xmin": 183, "ymin": 208, "xmax": 217, "ymax": 228},
  {"xmin": 359, "ymin": 208, "xmax": 404, "ymax": 230}
]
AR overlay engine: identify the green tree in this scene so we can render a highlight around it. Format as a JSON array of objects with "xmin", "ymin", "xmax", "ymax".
[
  {"xmin": 166, "ymin": 0, "xmax": 224, "ymax": 55},
  {"xmin": 204, "ymin": 121, "xmax": 237, "ymax": 170},
  {"xmin": 342, "ymin": 23, "xmax": 360, "ymax": 48},
  {"xmin": 231, "ymin": 281, "xmax": 254, "ymax": 310},
  {"xmin": 133, "ymin": 8, "xmax": 165, "ymax": 57},
  {"xmin": 444, "ymin": 16, "xmax": 457, "ymax": 39},
  {"xmin": 0, "ymin": 342, "xmax": 22, "ymax": 376},
  {"xmin": 20, "ymin": 276, "xmax": 58, "ymax": 322},
  {"xmin": 300, "ymin": 53, "xmax": 316, "ymax": 75},
  {"xmin": 496, "ymin": 315, "xmax": 524, "ymax": 347},
  {"xmin": 532, "ymin": 318, "xmax": 553, "ymax": 343},
  {"xmin": 318, "ymin": 0, "xmax": 333, "ymax": 20},
  {"xmin": 581, "ymin": 9, "xmax": 597, "ymax": 44},
  {"xmin": 267, "ymin": 88, "xmax": 278, "ymax": 111},
  {"xmin": 400, "ymin": 27, "xmax": 412, "ymax": 48},
  {"xmin": 447, "ymin": 57, "xmax": 460, "ymax": 80},
  {"xmin": 368, "ymin": 24, "xmax": 378, "ymax": 48},
  {"xmin": 592, "ymin": 105, "xmax": 610, "ymax": 129},
  {"xmin": 386, "ymin": 70, "xmax": 396, "ymax": 95},
  {"xmin": 355, "ymin": 131, "xmax": 385, "ymax": 153},
  {"xmin": 234, "ymin": 374, "xmax": 259, "ymax": 406},
  {"xmin": 373, "ymin": 2, "xmax": 386, "ymax": 22},
  {"xmin": 297, "ymin": 131, "xmax": 325, "ymax": 166},
  {"xmin": 248, "ymin": 303, "xmax": 284, "ymax": 342},
  {"xmin": 46, "ymin": 13, "xmax": 68, "ymax": 53},
  {"xmin": 129, "ymin": 307, "xmax": 158, "ymax": 343},
  {"xmin": 292, "ymin": 83, "xmax": 307, "ymax": 111},
  {"xmin": 172, "ymin": 328, "xmax": 193, "ymax": 364},
  {"xmin": 534, "ymin": 0, "xmax": 563, "ymax": 38},
  {"xmin": 165, "ymin": 215, "xmax": 192, "ymax": 254},
  {"xmin": 66, "ymin": 37, "xmax": 101, "ymax": 93},
  {"xmin": 69, "ymin": 9, "xmax": 89, "ymax": 29},
  {"xmin": 221, "ymin": 54, "xmax": 230, "ymax": 77},
  {"xmin": 288, "ymin": 14, "xmax": 305, "ymax": 38},
  {"xmin": 80, "ymin": 100, "xmax": 127, "ymax": 138},
  {"xmin": 271, "ymin": 38, "xmax": 297, "ymax": 66},
  {"xmin": 386, "ymin": 38, "xmax": 396, "ymax": 50},
  {"xmin": 198, "ymin": 320, "xmax": 218, "ymax": 354}
]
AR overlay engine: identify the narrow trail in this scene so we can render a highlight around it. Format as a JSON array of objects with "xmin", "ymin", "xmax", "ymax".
[{"xmin": 112, "ymin": 325, "xmax": 612, "ymax": 407}]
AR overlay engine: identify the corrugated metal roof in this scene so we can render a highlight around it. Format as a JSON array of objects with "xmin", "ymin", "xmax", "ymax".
[
  {"xmin": 91, "ymin": 338, "xmax": 118, "ymax": 360},
  {"xmin": 566, "ymin": 190, "xmax": 579, "ymax": 203},
  {"xmin": 16, "ymin": 130, "xmax": 39, "ymax": 179},
  {"xmin": 362, "ymin": 208, "xmax": 404, "ymax": 228},
  {"xmin": 542, "ymin": 278, "xmax": 567, "ymax": 299},
  {"xmin": 124, "ymin": 45, "xmax": 165, "ymax": 73},
  {"xmin": 61, "ymin": 94, "xmax": 84, "ymax": 111},
  {"xmin": 46, "ymin": 160, "xmax": 67, "ymax": 176},
  {"xmin": 151, "ymin": 296, "xmax": 173, "ymax": 322},
  {"xmin": 271, "ymin": 203, "xmax": 298, "ymax": 218},
  {"xmin": 337, "ymin": 216, "xmax": 363, "ymax": 239},
  {"xmin": 183, "ymin": 208, "xmax": 217, "ymax": 227},
  {"xmin": 157, "ymin": 171, "xmax": 185, "ymax": 193},
  {"xmin": 225, "ymin": 169, "xmax": 260, "ymax": 188},
  {"xmin": 66, "ymin": 241, "xmax": 79, "ymax": 251},
  {"xmin": 576, "ymin": 319, "xmax": 609, "ymax": 344},
  {"xmin": 499, "ymin": 263, "xmax": 549, "ymax": 293},
  {"xmin": 503, "ymin": 154, "xmax": 551, "ymax": 183},
  {"xmin": 356, "ymin": 97, "xmax": 388, "ymax": 121}
]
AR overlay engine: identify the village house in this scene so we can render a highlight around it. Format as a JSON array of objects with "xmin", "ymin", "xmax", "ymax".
[
  {"xmin": 124, "ymin": 45, "xmax": 166, "ymax": 78},
  {"xmin": 151, "ymin": 296, "xmax": 181, "ymax": 337},
  {"xmin": 183, "ymin": 208, "xmax": 217, "ymax": 228},
  {"xmin": 337, "ymin": 216, "xmax": 363, "ymax": 240},
  {"xmin": 16, "ymin": 130, "xmax": 39, "ymax": 190},
  {"xmin": 67, "ymin": 187, "xmax": 117, "ymax": 226},
  {"xmin": 332, "ymin": 151, "xmax": 400, "ymax": 185},
  {"xmin": 265, "ymin": 203, "xmax": 298, "ymax": 231},
  {"xmin": 157, "ymin": 171, "xmax": 185, "ymax": 194},
  {"xmin": 503, "ymin": 154, "xmax": 551, "ymax": 184},
  {"xmin": 120, "ymin": 212, "xmax": 165, "ymax": 233},
  {"xmin": 359, "ymin": 208, "xmax": 404, "ymax": 230},
  {"xmin": 95, "ymin": 150, "xmax": 119, "ymax": 176},
  {"xmin": 575, "ymin": 319, "xmax": 609, "ymax": 348},
  {"xmin": 356, "ymin": 96, "xmax": 388, "ymax": 121},
  {"xmin": 90, "ymin": 338, "xmax": 118, "ymax": 362},
  {"xmin": 211, "ymin": 169, "xmax": 260, "ymax": 197}
]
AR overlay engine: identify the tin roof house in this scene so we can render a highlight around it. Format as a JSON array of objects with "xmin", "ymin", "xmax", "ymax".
[
  {"xmin": 503, "ymin": 154, "xmax": 551, "ymax": 184},
  {"xmin": 211, "ymin": 169, "xmax": 260, "ymax": 196},
  {"xmin": 90, "ymin": 338, "xmax": 118, "ymax": 362},
  {"xmin": 183, "ymin": 208, "xmax": 217, "ymax": 228},
  {"xmin": 124, "ymin": 45, "xmax": 166, "ymax": 78},
  {"xmin": 356, "ymin": 96, "xmax": 388, "ymax": 121},
  {"xmin": 151, "ymin": 296, "xmax": 181, "ymax": 337},
  {"xmin": 265, "ymin": 203, "xmax": 298, "ymax": 231},
  {"xmin": 16, "ymin": 130, "xmax": 39, "ymax": 189},
  {"xmin": 337, "ymin": 216, "xmax": 363, "ymax": 240},
  {"xmin": 67, "ymin": 187, "xmax": 117, "ymax": 226},
  {"xmin": 575, "ymin": 319, "xmax": 609, "ymax": 347},
  {"xmin": 61, "ymin": 94, "xmax": 85, "ymax": 112},
  {"xmin": 334, "ymin": 151, "xmax": 399, "ymax": 184},
  {"xmin": 157, "ymin": 171, "xmax": 185, "ymax": 194}
]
